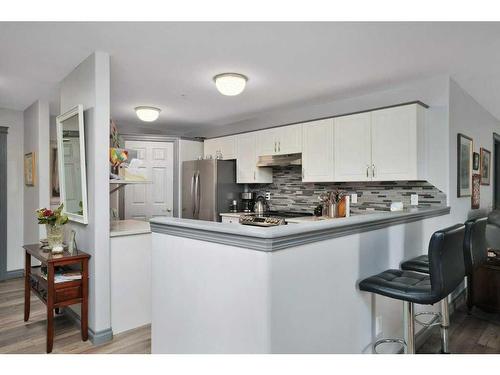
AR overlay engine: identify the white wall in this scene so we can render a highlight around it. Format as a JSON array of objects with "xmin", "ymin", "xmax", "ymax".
[
  {"xmin": 23, "ymin": 100, "xmax": 50, "ymax": 244},
  {"xmin": 197, "ymin": 75, "xmax": 449, "ymax": 137},
  {"xmin": 0, "ymin": 108, "xmax": 24, "ymax": 271},
  {"xmin": 60, "ymin": 52, "xmax": 111, "ymax": 336},
  {"xmin": 448, "ymin": 78, "xmax": 500, "ymax": 222},
  {"xmin": 178, "ymin": 139, "xmax": 203, "ymax": 215}
]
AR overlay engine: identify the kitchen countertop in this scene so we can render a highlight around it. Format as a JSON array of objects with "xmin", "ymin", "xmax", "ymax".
[
  {"xmin": 110, "ymin": 219, "xmax": 152, "ymax": 238},
  {"xmin": 151, "ymin": 206, "xmax": 450, "ymax": 251}
]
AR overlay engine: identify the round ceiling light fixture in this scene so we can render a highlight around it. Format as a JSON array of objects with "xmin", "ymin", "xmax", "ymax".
[
  {"xmin": 213, "ymin": 73, "xmax": 248, "ymax": 96},
  {"xmin": 135, "ymin": 106, "xmax": 161, "ymax": 122}
]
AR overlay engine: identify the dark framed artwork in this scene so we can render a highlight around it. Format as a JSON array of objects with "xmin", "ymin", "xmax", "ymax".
[
  {"xmin": 473, "ymin": 152, "xmax": 480, "ymax": 171},
  {"xmin": 472, "ymin": 174, "xmax": 480, "ymax": 209},
  {"xmin": 457, "ymin": 134, "xmax": 473, "ymax": 197},
  {"xmin": 480, "ymin": 147, "xmax": 491, "ymax": 185}
]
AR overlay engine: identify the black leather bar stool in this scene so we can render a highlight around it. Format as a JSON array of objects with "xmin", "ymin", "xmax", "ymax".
[
  {"xmin": 359, "ymin": 224, "xmax": 465, "ymax": 354},
  {"xmin": 463, "ymin": 217, "xmax": 488, "ymax": 312},
  {"xmin": 400, "ymin": 217, "xmax": 487, "ymax": 352}
]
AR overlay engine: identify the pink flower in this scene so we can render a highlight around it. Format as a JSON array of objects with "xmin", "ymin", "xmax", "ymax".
[{"xmin": 43, "ymin": 209, "xmax": 53, "ymax": 217}]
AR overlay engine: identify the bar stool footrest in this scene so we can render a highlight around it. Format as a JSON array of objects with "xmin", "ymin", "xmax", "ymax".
[
  {"xmin": 414, "ymin": 311, "xmax": 442, "ymax": 328},
  {"xmin": 373, "ymin": 338, "xmax": 407, "ymax": 354}
]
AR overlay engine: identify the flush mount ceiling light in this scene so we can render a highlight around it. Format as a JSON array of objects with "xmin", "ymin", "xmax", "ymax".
[
  {"xmin": 213, "ymin": 73, "xmax": 248, "ymax": 96},
  {"xmin": 135, "ymin": 106, "xmax": 161, "ymax": 122}
]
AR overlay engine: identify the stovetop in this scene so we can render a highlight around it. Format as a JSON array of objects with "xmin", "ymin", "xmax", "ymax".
[
  {"xmin": 266, "ymin": 211, "xmax": 313, "ymax": 218},
  {"xmin": 239, "ymin": 211, "xmax": 313, "ymax": 227}
]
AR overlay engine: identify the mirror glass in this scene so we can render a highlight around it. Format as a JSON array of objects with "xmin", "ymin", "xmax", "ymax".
[{"xmin": 56, "ymin": 105, "xmax": 88, "ymax": 224}]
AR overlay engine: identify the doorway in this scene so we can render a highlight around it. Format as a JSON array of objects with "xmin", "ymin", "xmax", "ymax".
[
  {"xmin": 494, "ymin": 133, "xmax": 500, "ymax": 210},
  {"xmin": 120, "ymin": 136, "xmax": 178, "ymax": 221}
]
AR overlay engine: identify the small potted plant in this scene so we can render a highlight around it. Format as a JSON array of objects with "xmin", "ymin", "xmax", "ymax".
[{"xmin": 37, "ymin": 204, "xmax": 68, "ymax": 252}]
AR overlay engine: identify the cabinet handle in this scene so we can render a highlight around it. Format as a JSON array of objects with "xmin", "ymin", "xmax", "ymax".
[
  {"xmin": 302, "ymin": 168, "xmax": 305, "ymax": 179},
  {"xmin": 254, "ymin": 171, "xmax": 256, "ymax": 181},
  {"xmin": 278, "ymin": 141, "xmax": 281, "ymax": 152},
  {"xmin": 372, "ymin": 164, "xmax": 376, "ymax": 178},
  {"xmin": 366, "ymin": 165, "xmax": 369, "ymax": 178}
]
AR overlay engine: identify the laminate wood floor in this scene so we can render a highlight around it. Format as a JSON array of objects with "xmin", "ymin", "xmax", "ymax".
[
  {"xmin": 1, "ymin": 277, "xmax": 499, "ymax": 354},
  {"xmin": 0, "ymin": 277, "xmax": 150, "ymax": 354},
  {"xmin": 418, "ymin": 304, "xmax": 500, "ymax": 354}
]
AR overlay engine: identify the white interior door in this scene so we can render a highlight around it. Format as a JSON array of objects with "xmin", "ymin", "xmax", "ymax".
[{"xmin": 124, "ymin": 140, "xmax": 174, "ymax": 221}]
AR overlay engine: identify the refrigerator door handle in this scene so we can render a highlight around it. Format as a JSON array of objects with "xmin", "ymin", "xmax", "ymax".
[
  {"xmin": 191, "ymin": 173, "xmax": 196, "ymax": 217},
  {"xmin": 195, "ymin": 171, "xmax": 201, "ymax": 216}
]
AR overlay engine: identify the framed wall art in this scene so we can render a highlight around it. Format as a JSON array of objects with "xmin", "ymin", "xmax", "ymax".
[
  {"xmin": 24, "ymin": 152, "xmax": 36, "ymax": 186},
  {"xmin": 457, "ymin": 134, "xmax": 473, "ymax": 197},
  {"xmin": 480, "ymin": 147, "xmax": 491, "ymax": 185},
  {"xmin": 472, "ymin": 173, "xmax": 480, "ymax": 209}
]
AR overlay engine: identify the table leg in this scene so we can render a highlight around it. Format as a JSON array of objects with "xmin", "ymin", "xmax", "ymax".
[
  {"xmin": 24, "ymin": 252, "xmax": 31, "ymax": 322},
  {"xmin": 81, "ymin": 258, "xmax": 89, "ymax": 341},
  {"xmin": 47, "ymin": 263, "xmax": 55, "ymax": 353}
]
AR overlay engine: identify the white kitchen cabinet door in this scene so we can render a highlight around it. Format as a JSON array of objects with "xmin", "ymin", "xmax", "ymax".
[
  {"xmin": 275, "ymin": 124, "xmax": 302, "ymax": 155},
  {"xmin": 236, "ymin": 133, "xmax": 273, "ymax": 184},
  {"xmin": 334, "ymin": 112, "xmax": 372, "ymax": 181},
  {"xmin": 371, "ymin": 104, "xmax": 418, "ymax": 181},
  {"xmin": 302, "ymin": 119, "xmax": 335, "ymax": 182},
  {"xmin": 256, "ymin": 128, "xmax": 278, "ymax": 156},
  {"xmin": 203, "ymin": 138, "xmax": 218, "ymax": 159},
  {"xmin": 204, "ymin": 136, "xmax": 236, "ymax": 160},
  {"xmin": 219, "ymin": 136, "xmax": 236, "ymax": 159}
]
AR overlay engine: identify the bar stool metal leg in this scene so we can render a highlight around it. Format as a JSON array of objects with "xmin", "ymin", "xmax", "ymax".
[
  {"xmin": 440, "ymin": 298, "xmax": 450, "ymax": 353},
  {"xmin": 404, "ymin": 301, "xmax": 415, "ymax": 354}
]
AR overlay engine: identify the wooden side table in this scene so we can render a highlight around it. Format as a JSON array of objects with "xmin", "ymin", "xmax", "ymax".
[{"xmin": 23, "ymin": 244, "xmax": 91, "ymax": 353}]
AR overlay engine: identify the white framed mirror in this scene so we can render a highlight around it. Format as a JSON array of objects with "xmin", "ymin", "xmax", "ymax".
[{"xmin": 56, "ymin": 105, "xmax": 89, "ymax": 224}]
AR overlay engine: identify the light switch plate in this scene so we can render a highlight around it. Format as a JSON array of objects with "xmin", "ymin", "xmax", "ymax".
[
  {"xmin": 265, "ymin": 192, "xmax": 271, "ymax": 201},
  {"xmin": 410, "ymin": 194, "xmax": 419, "ymax": 206},
  {"xmin": 351, "ymin": 193, "xmax": 358, "ymax": 204}
]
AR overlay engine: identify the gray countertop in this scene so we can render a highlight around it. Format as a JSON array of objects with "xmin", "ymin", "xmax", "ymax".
[{"xmin": 150, "ymin": 206, "xmax": 450, "ymax": 251}]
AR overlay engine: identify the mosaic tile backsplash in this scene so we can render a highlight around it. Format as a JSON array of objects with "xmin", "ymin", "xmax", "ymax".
[{"xmin": 249, "ymin": 166, "xmax": 447, "ymax": 214}]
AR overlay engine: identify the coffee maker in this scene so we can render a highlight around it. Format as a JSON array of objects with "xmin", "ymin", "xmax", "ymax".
[{"xmin": 240, "ymin": 192, "xmax": 255, "ymax": 213}]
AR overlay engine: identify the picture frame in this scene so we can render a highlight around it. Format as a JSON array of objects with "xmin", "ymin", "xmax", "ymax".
[
  {"xmin": 480, "ymin": 147, "xmax": 491, "ymax": 185},
  {"xmin": 24, "ymin": 152, "xmax": 36, "ymax": 186},
  {"xmin": 457, "ymin": 134, "xmax": 473, "ymax": 197},
  {"xmin": 472, "ymin": 173, "xmax": 480, "ymax": 209},
  {"xmin": 473, "ymin": 152, "xmax": 480, "ymax": 171}
]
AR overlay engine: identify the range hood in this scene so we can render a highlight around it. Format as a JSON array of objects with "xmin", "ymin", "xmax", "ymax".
[{"xmin": 256, "ymin": 153, "xmax": 302, "ymax": 167}]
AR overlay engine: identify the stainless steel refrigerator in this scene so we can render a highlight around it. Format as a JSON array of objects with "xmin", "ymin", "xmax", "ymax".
[{"xmin": 182, "ymin": 159, "xmax": 243, "ymax": 221}]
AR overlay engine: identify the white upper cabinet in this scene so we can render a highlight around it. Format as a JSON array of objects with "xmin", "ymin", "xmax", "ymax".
[
  {"xmin": 371, "ymin": 104, "xmax": 423, "ymax": 181},
  {"xmin": 203, "ymin": 135, "xmax": 236, "ymax": 160},
  {"xmin": 276, "ymin": 124, "xmax": 302, "ymax": 155},
  {"xmin": 236, "ymin": 133, "xmax": 273, "ymax": 184},
  {"xmin": 302, "ymin": 119, "xmax": 335, "ymax": 182},
  {"xmin": 256, "ymin": 124, "xmax": 302, "ymax": 156},
  {"xmin": 334, "ymin": 112, "xmax": 372, "ymax": 181},
  {"xmin": 256, "ymin": 128, "xmax": 278, "ymax": 156}
]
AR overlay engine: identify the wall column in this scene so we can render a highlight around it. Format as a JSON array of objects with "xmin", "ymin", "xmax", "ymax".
[{"xmin": 0, "ymin": 127, "xmax": 8, "ymax": 280}]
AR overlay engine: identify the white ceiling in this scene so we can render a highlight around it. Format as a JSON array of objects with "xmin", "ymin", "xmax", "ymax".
[{"xmin": 2, "ymin": 22, "xmax": 500, "ymax": 135}]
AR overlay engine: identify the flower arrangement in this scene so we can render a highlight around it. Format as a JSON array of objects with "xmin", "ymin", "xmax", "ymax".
[{"xmin": 37, "ymin": 204, "xmax": 69, "ymax": 226}]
